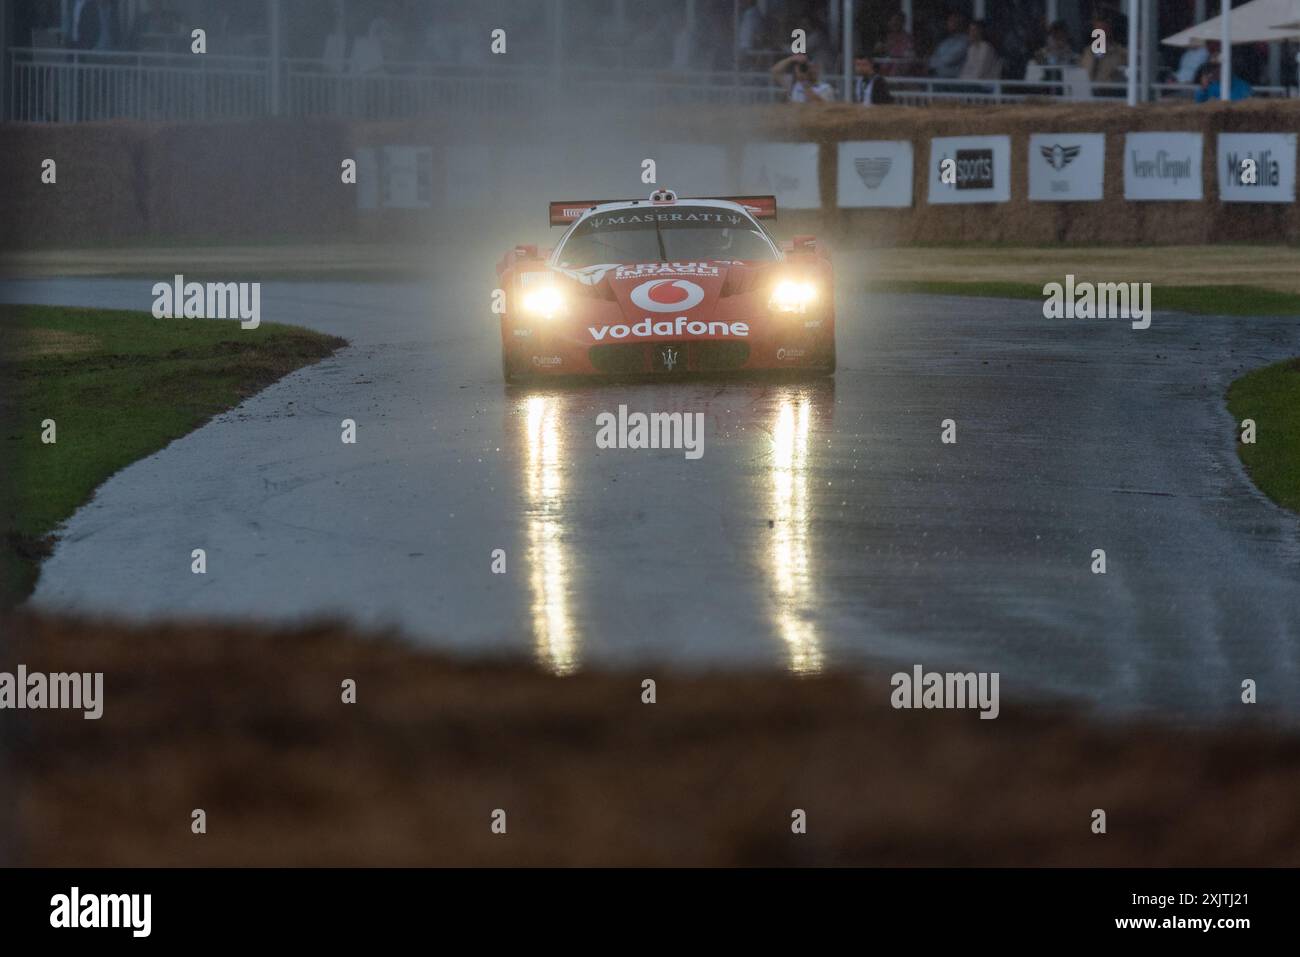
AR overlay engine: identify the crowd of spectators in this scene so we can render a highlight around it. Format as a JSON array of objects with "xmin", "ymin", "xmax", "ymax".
[
  {"xmin": 760, "ymin": 2, "xmax": 1289, "ymax": 105},
  {"xmin": 13, "ymin": 0, "xmax": 1291, "ymax": 103}
]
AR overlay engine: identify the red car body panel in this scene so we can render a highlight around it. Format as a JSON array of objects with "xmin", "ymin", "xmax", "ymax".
[{"xmin": 497, "ymin": 198, "xmax": 835, "ymax": 379}]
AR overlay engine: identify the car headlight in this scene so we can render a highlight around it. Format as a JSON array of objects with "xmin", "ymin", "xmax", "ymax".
[
  {"xmin": 520, "ymin": 285, "xmax": 566, "ymax": 319},
  {"xmin": 769, "ymin": 279, "xmax": 818, "ymax": 314}
]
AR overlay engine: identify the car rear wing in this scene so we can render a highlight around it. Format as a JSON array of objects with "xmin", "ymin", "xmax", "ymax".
[{"xmin": 548, "ymin": 195, "xmax": 777, "ymax": 226}]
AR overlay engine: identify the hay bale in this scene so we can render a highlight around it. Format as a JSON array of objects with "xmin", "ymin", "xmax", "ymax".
[
  {"xmin": 144, "ymin": 118, "xmax": 357, "ymax": 241},
  {"xmin": 4, "ymin": 98, "xmax": 1298, "ymax": 249},
  {"xmin": 0, "ymin": 121, "xmax": 151, "ymax": 248}
]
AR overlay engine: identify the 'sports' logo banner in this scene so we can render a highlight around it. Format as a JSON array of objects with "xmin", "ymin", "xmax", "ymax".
[{"xmin": 927, "ymin": 135, "xmax": 1011, "ymax": 204}]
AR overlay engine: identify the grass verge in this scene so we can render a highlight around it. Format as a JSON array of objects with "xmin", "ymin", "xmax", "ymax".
[
  {"xmin": 1226, "ymin": 358, "xmax": 1300, "ymax": 513},
  {"xmin": 0, "ymin": 305, "xmax": 346, "ymax": 607},
  {"xmin": 867, "ymin": 280, "xmax": 1300, "ymax": 317}
]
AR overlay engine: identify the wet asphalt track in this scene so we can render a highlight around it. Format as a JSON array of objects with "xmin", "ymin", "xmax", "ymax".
[{"xmin": 4, "ymin": 270, "xmax": 1299, "ymax": 718}]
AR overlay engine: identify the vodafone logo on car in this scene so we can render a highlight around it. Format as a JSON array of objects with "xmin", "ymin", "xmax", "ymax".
[{"xmin": 629, "ymin": 279, "xmax": 704, "ymax": 313}]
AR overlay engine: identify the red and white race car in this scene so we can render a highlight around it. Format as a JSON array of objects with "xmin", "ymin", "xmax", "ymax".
[{"xmin": 496, "ymin": 189, "xmax": 834, "ymax": 381}]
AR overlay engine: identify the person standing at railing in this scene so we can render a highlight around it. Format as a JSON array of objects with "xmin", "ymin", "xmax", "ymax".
[
  {"xmin": 1033, "ymin": 20, "xmax": 1078, "ymax": 68},
  {"xmin": 797, "ymin": 10, "xmax": 836, "ymax": 77},
  {"xmin": 69, "ymin": 0, "xmax": 106, "ymax": 50},
  {"xmin": 1175, "ymin": 44, "xmax": 1211, "ymax": 84},
  {"xmin": 959, "ymin": 20, "xmax": 1002, "ymax": 80},
  {"xmin": 873, "ymin": 13, "xmax": 916, "ymax": 76},
  {"xmin": 738, "ymin": 0, "xmax": 768, "ymax": 69},
  {"xmin": 771, "ymin": 53, "xmax": 833, "ymax": 103},
  {"xmin": 927, "ymin": 11, "xmax": 969, "ymax": 78},
  {"xmin": 1194, "ymin": 61, "xmax": 1253, "ymax": 102},
  {"xmin": 851, "ymin": 54, "xmax": 893, "ymax": 105},
  {"xmin": 1079, "ymin": 13, "xmax": 1127, "ymax": 85}
]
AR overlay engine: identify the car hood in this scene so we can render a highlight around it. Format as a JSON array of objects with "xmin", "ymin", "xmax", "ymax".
[{"xmin": 550, "ymin": 260, "xmax": 771, "ymax": 323}]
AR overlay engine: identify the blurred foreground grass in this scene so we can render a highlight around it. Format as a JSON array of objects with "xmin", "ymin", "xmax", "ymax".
[{"xmin": 10, "ymin": 613, "xmax": 1300, "ymax": 866}]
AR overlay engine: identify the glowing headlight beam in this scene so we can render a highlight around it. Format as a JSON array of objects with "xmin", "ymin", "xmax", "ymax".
[
  {"xmin": 769, "ymin": 279, "xmax": 819, "ymax": 314},
  {"xmin": 520, "ymin": 285, "xmax": 566, "ymax": 319}
]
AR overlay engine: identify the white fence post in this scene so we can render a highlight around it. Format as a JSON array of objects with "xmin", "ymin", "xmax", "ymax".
[
  {"xmin": 0, "ymin": 11, "xmax": 7, "ymax": 123},
  {"xmin": 269, "ymin": 0, "xmax": 283, "ymax": 116},
  {"xmin": 1127, "ymin": 0, "xmax": 1138, "ymax": 106},
  {"xmin": 842, "ymin": 0, "xmax": 853, "ymax": 102},
  {"xmin": 1220, "ymin": 0, "xmax": 1231, "ymax": 102}
]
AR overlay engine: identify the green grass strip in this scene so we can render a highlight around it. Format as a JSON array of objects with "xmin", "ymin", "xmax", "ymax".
[
  {"xmin": 868, "ymin": 280, "xmax": 1300, "ymax": 317},
  {"xmin": 1226, "ymin": 357, "xmax": 1300, "ymax": 514},
  {"xmin": 1, "ymin": 305, "xmax": 345, "ymax": 607}
]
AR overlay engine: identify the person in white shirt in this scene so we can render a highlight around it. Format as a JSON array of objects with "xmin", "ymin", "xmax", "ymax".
[
  {"xmin": 771, "ymin": 53, "xmax": 834, "ymax": 103},
  {"xmin": 1175, "ymin": 44, "xmax": 1210, "ymax": 84},
  {"xmin": 959, "ymin": 20, "xmax": 1002, "ymax": 80}
]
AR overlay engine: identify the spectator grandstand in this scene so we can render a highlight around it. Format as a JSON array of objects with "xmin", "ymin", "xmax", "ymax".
[{"xmin": 2, "ymin": 0, "xmax": 1296, "ymax": 122}]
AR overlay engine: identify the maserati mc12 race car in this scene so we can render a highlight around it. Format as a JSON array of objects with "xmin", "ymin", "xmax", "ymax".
[{"xmin": 496, "ymin": 189, "xmax": 835, "ymax": 381}]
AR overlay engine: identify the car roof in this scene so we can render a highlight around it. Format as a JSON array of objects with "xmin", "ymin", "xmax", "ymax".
[
  {"xmin": 550, "ymin": 197, "xmax": 781, "ymax": 266},
  {"xmin": 570, "ymin": 198, "xmax": 759, "ymax": 228}
]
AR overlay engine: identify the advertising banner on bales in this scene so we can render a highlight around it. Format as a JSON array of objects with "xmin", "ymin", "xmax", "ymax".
[
  {"xmin": 1028, "ymin": 133, "xmax": 1105, "ymax": 202},
  {"xmin": 1217, "ymin": 133, "xmax": 1297, "ymax": 203},
  {"xmin": 1124, "ymin": 132, "xmax": 1203, "ymax": 201},
  {"xmin": 740, "ymin": 143, "xmax": 820, "ymax": 209},
  {"xmin": 837, "ymin": 140, "xmax": 913, "ymax": 208},
  {"xmin": 927, "ymin": 135, "xmax": 1010, "ymax": 204}
]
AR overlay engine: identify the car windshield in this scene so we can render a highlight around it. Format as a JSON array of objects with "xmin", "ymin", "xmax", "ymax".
[{"xmin": 556, "ymin": 205, "xmax": 777, "ymax": 267}]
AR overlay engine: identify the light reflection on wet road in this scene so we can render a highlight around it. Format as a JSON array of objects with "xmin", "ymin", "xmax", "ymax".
[{"xmin": 514, "ymin": 384, "xmax": 831, "ymax": 677}]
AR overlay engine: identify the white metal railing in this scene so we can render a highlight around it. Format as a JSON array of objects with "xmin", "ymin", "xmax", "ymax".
[
  {"xmin": 282, "ymin": 60, "xmax": 786, "ymax": 118},
  {"xmin": 8, "ymin": 47, "xmax": 268, "ymax": 122},
  {"xmin": 884, "ymin": 75, "xmax": 1293, "ymax": 105},
  {"xmin": 5, "ymin": 47, "xmax": 1294, "ymax": 122},
  {"xmin": 285, "ymin": 65, "xmax": 547, "ymax": 118}
]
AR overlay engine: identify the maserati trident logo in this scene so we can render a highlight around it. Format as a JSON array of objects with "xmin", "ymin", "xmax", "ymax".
[
  {"xmin": 661, "ymin": 347, "xmax": 679, "ymax": 371},
  {"xmin": 854, "ymin": 156, "xmax": 892, "ymax": 188},
  {"xmin": 1040, "ymin": 143, "xmax": 1081, "ymax": 171}
]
